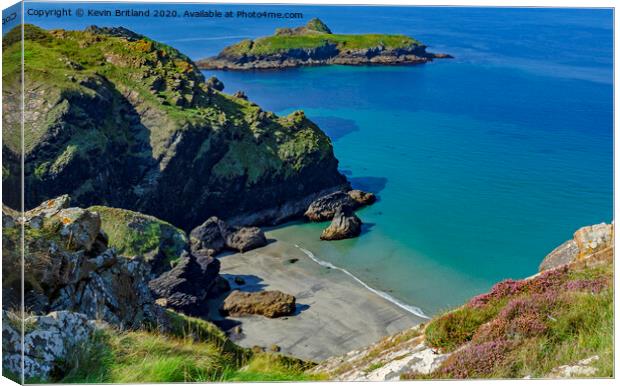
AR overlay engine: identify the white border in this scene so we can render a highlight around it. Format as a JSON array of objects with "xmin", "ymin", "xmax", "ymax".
[{"xmin": 0, "ymin": 1, "xmax": 616, "ymax": 386}]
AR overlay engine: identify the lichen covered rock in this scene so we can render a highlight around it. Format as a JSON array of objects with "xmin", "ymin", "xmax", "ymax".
[
  {"xmin": 2, "ymin": 198, "xmax": 162, "ymax": 328},
  {"xmin": 539, "ymin": 222, "xmax": 613, "ymax": 271},
  {"xmin": 2, "ymin": 310, "xmax": 96, "ymax": 381},
  {"xmin": 89, "ymin": 205, "xmax": 188, "ymax": 275}
]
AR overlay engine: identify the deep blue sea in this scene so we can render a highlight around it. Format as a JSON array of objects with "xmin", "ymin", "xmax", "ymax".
[{"xmin": 26, "ymin": 4, "xmax": 613, "ymax": 315}]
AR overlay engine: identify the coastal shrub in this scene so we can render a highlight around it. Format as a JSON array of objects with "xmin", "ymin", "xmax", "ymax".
[
  {"xmin": 564, "ymin": 278, "xmax": 608, "ymax": 294},
  {"xmin": 425, "ymin": 305, "xmax": 500, "ymax": 351},
  {"xmin": 467, "ymin": 279, "xmax": 526, "ymax": 308},
  {"xmin": 423, "ymin": 258, "xmax": 613, "ymax": 379},
  {"xmin": 439, "ymin": 340, "xmax": 513, "ymax": 378}
]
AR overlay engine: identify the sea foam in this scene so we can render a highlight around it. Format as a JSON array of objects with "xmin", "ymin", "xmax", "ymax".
[{"xmin": 295, "ymin": 244, "xmax": 430, "ymax": 319}]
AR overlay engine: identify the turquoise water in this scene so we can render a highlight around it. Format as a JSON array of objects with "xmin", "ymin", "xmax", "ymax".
[
  {"xmin": 204, "ymin": 11, "xmax": 612, "ymax": 315},
  {"xmin": 28, "ymin": 5, "xmax": 613, "ymax": 315}
]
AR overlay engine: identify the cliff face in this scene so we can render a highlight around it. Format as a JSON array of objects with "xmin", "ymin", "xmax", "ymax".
[
  {"xmin": 197, "ymin": 18, "xmax": 451, "ymax": 70},
  {"xmin": 315, "ymin": 223, "xmax": 614, "ymax": 380},
  {"xmin": 2, "ymin": 24, "xmax": 348, "ymax": 230}
]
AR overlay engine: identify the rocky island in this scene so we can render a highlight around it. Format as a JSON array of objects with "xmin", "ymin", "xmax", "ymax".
[{"xmin": 196, "ymin": 18, "xmax": 452, "ymax": 70}]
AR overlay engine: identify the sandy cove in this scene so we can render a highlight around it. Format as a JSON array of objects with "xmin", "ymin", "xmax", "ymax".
[{"xmin": 207, "ymin": 239, "xmax": 425, "ymax": 362}]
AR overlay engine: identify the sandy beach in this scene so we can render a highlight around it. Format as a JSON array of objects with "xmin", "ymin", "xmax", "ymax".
[{"xmin": 208, "ymin": 240, "xmax": 425, "ymax": 362}]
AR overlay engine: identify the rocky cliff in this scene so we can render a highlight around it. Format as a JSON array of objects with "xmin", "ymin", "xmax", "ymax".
[
  {"xmin": 197, "ymin": 18, "xmax": 451, "ymax": 70},
  {"xmin": 314, "ymin": 222, "xmax": 614, "ymax": 380},
  {"xmin": 2, "ymin": 24, "xmax": 348, "ymax": 230}
]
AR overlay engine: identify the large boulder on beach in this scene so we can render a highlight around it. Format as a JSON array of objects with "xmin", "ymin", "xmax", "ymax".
[
  {"xmin": 189, "ymin": 216, "xmax": 230, "ymax": 256},
  {"xmin": 148, "ymin": 251, "xmax": 224, "ymax": 316},
  {"xmin": 190, "ymin": 216, "xmax": 267, "ymax": 255},
  {"xmin": 320, "ymin": 207, "xmax": 362, "ymax": 241},
  {"xmin": 225, "ymin": 227, "xmax": 267, "ymax": 252},
  {"xmin": 220, "ymin": 290, "xmax": 296, "ymax": 318}
]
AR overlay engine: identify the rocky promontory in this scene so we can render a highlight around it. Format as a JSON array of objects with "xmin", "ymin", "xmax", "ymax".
[
  {"xmin": 2, "ymin": 24, "xmax": 349, "ymax": 231},
  {"xmin": 197, "ymin": 18, "xmax": 452, "ymax": 70}
]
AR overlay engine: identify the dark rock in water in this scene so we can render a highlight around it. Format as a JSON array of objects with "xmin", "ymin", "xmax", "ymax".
[
  {"xmin": 206, "ymin": 76, "xmax": 225, "ymax": 91},
  {"xmin": 225, "ymin": 227, "xmax": 267, "ymax": 252},
  {"xmin": 348, "ymin": 189, "xmax": 376, "ymax": 206},
  {"xmin": 189, "ymin": 216, "xmax": 230, "ymax": 256},
  {"xmin": 220, "ymin": 290, "xmax": 296, "ymax": 318},
  {"xmin": 234, "ymin": 276, "xmax": 246, "ymax": 285},
  {"xmin": 320, "ymin": 207, "xmax": 362, "ymax": 241},
  {"xmin": 305, "ymin": 189, "xmax": 375, "ymax": 222},
  {"xmin": 148, "ymin": 250, "xmax": 221, "ymax": 316},
  {"xmin": 305, "ymin": 191, "xmax": 358, "ymax": 222}
]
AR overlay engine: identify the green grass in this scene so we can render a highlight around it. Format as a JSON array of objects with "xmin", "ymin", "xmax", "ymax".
[
  {"xmin": 57, "ymin": 311, "xmax": 317, "ymax": 383},
  {"xmin": 88, "ymin": 206, "xmax": 187, "ymax": 266},
  {"xmin": 425, "ymin": 302, "xmax": 505, "ymax": 351},
  {"xmin": 224, "ymin": 33, "xmax": 420, "ymax": 56},
  {"xmin": 4, "ymin": 23, "xmax": 337, "ymax": 197},
  {"xmin": 222, "ymin": 353, "xmax": 325, "ymax": 382}
]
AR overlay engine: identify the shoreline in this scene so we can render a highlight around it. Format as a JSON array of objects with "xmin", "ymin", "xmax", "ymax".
[{"xmin": 208, "ymin": 239, "xmax": 425, "ymax": 361}]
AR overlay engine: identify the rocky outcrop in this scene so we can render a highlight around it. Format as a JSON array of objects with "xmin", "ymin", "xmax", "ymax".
[
  {"xmin": 539, "ymin": 222, "xmax": 613, "ymax": 271},
  {"xmin": 548, "ymin": 356, "xmax": 600, "ymax": 378},
  {"xmin": 320, "ymin": 207, "xmax": 362, "ymax": 241},
  {"xmin": 305, "ymin": 189, "xmax": 375, "ymax": 222},
  {"xmin": 2, "ymin": 198, "xmax": 162, "ymax": 328},
  {"xmin": 190, "ymin": 216, "xmax": 267, "ymax": 255},
  {"xmin": 220, "ymin": 290, "xmax": 296, "ymax": 318},
  {"xmin": 312, "ymin": 326, "xmax": 447, "ymax": 381},
  {"xmin": 2, "ymin": 310, "xmax": 97, "ymax": 381},
  {"xmin": 89, "ymin": 206, "xmax": 189, "ymax": 276},
  {"xmin": 148, "ymin": 251, "xmax": 225, "ymax": 316},
  {"xmin": 4, "ymin": 24, "xmax": 348, "ymax": 231},
  {"xmin": 225, "ymin": 227, "xmax": 267, "ymax": 252},
  {"xmin": 197, "ymin": 19, "xmax": 451, "ymax": 71},
  {"xmin": 190, "ymin": 216, "xmax": 229, "ymax": 256}
]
